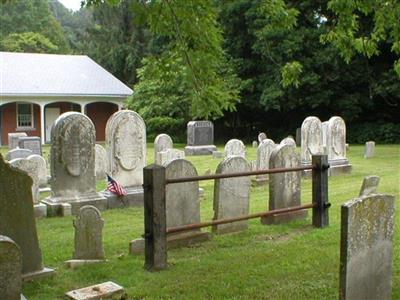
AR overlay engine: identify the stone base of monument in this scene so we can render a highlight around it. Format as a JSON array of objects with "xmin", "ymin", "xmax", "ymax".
[
  {"xmin": 65, "ymin": 281, "xmax": 125, "ymax": 300},
  {"xmin": 34, "ymin": 203, "xmax": 47, "ymax": 218},
  {"xmin": 261, "ymin": 209, "xmax": 308, "ymax": 225},
  {"xmin": 212, "ymin": 151, "xmax": 224, "ymax": 158},
  {"xmin": 328, "ymin": 159, "xmax": 352, "ymax": 176},
  {"xmin": 102, "ymin": 186, "xmax": 144, "ymax": 209},
  {"xmin": 43, "ymin": 192, "xmax": 107, "ymax": 216},
  {"xmin": 184, "ymin": 145, "xmax": 217, "ymax": 156},
  {"xmin": 22, "ymin": 267, "xmax": 55, "ymax": 282},
  {"xmin": 251, "ymin": 175, "xmax": 268, "ymax": 186},
  {"xmin": 65, "ymin": 259, "xmax": 107, "ymax": 270},
  {"xmin": 129, "ymin": 230, "xmax": 211, "ymax": 255}
]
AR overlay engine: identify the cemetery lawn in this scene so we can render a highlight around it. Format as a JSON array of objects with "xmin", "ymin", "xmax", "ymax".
[{"xmin": 1, "ymin": 144, "xmax": 399, "ymax": 299}]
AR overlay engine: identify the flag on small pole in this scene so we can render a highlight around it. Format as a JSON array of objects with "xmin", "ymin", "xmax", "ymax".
[{"xmin": 106, "ymin": 174, "xmax": 127, "ymax": 196}]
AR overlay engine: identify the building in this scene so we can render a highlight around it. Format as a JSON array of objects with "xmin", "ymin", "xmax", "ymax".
[{"xmin": 0, "ymin": 51, "xmax": 133, "ymax": 145}]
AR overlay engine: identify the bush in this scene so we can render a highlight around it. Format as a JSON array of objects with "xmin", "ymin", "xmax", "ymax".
[{"xmin": 347, "ymin": 122, "xmax": 400, "ymax": 144}]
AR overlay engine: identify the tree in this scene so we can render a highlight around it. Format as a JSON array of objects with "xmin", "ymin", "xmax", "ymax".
[{"xmin": 1, "ymin": 32, "xmax": 59, "ymax": 53}]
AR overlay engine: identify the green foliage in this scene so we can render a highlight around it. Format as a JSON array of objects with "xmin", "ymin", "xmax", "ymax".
[
  {"xmin": 281, "ymin": 61, "xmax": 303, "ymax": 87},
  {"xmin": 0, "ymin": 32, "xmax": 59, "ymax": 53},
  {"xmin": 348, "ymin": 122, "xmax": 400, "ymax": 144}
]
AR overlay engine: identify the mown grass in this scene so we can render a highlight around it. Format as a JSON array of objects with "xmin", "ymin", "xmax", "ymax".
[{"xmin": 1, "ymin": 144, "xmax": 399, "ymax": 299}]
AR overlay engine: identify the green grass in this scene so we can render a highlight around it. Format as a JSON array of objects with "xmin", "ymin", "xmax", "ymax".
[{"xmin": 1, "ymin": 144, "xmax": 399, "ymax": 299}]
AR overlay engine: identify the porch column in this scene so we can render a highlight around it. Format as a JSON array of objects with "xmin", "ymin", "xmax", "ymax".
[{"xmin": 40, "ymin": 104, "xmax": 45, "ymax": 145}]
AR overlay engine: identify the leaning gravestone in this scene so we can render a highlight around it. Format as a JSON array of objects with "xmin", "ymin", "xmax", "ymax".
[
  {"xmin": 359, "ymin": 175, "xmax": 380, "ymax": 196},
  {"xmin": 224, "ymin": 139, "xmax": 246, "ymax": 158},
  {"xmin": 262, "ymin": 144, "xmax": 307, "ymax": 224},
  {"xmin": 258, "ymin": 132, "xmax": 267, "ymax": 143},
  {"xmin": 184, "ymin": 121, "xmax": 217, "ymax": 155},
  {"xmin": 5, "ymin": 147, "xmax": 32, "ymax": 161},
  {"xmin": 339, "ymin": 194, "xmax": 395, "ymax": 300},
  {"xmin": 0, "ymin": 154, "xmax": 55, "ymax": 280},
  {"xmin": 104, "ymin": 110, "xmax": 146, "ymax": 208},
  {"xmin": 95, "ymin": 144, "xmax": 107, "ymax": 182},
  {"xmin": 0, "ymin": 235, "xmax": 23, "ymax": 300},
  {"xmin": 301, "ymin": 116, "xmax": 323, "ymax": 168},
  {"xmin": 213, "ymin": 156, "xmax": 251, "ymax": 234},
  {"xmin": 8, "ymin": 132, "xmax": 27, "ymax": 150},
  {"xmin": 157, "ymin": 148, "xmax": 185, "ymax": 166},
  {"xmin": 44, "ymin": 112, "xmax": 106, "ymax": 216},
  {"xmin": 27, "ymin": 154, "xmax": 48, "ymax": 187},
  {"xmin": 280, "ymin": 137, "xmax": 296, "ymax": 148},
  {"xmin": 18, "ymin": 136, "xmax": 42, "ymax": 156},
  {"xmin": 364, "ymin": 141, "xmax": 375, "ymax": 158},
  {"xmin": 154, "ymin": 134, "xmax": 173, "ymax": 163},
  {"xmin": 253, "ymin": 139, "xmax": 275, "ymax": 185},
  {"xmin": 9, "ymin": 158, "xmax": 40, "ymax": 204}
]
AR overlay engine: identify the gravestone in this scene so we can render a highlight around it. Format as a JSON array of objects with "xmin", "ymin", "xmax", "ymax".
[
  {"xmin": 364, "ymin": 141, "xmax": 375, "ymax": 158},
  {"xmin": 27, "ymin": 154, "xmax": 47, "ymax": 187},
  {"xmin": 295, "ymin": 127, "xmax": 301, "ymax": 146},
  {"xmin": 253, "ymin": 139, "xmax": 275, "ymax": 185},
  {"xmin": 156, "ymin": 148, "xmax": 185, "ymax": 166},
  {"xmin": 325, "ymin": 116, "xmax": 352, "ymax": 175},
  {"xmin": 95, "ymin": 144, "xmax": 107, "ymax": 181},
  {"xmin": 0, "ymin": 154, "xmax": 55, "ymax": 280},
  {"xmin": 8, "ymin": 132, "xmax": 27, "ymax": 150},
  {"xmin": 5, "ymin": 147, "xmax": 33, "ymax": 161},
  {"xmin": 104, "ymin": 110, "xmax": 146, "ymax": 208},
  {"xmin": 184, "ymin": 121, "xmax": 217, "ymax": 155},
  {"xmin": 0, "ymin": 235, "xmax": 22, "ymax": 300},
  {"xmin": 252, "ymin": 141, "xmax": 258, "ymax": 148},
  {"xmin": 280, "ymin": 137, "xmax": 296, "ymax": 148},
  {"xmin": 339, "ymin": 194, "xmax": 395, "ymax": 300},
  {"xmin": 213, "ymin": 156, "xmax": 251, "ymax": 234},
  {"xmin": 44, "ymin": 112, "xmax": 106, "ymax": 216},
  {"xmin": 154, "ymin": 134, "xmax": 173, "ymax": 163},
  {"xmin": 261, "ymin": 144, "xmax": 307, "ymax": 224},
  {"xmin": 66, "ymin": 281, "xmax": 125, "ymax": 300},
  {"xmin": 321, "ymin": 121, "xmax": 329, "ymax": 151},
  {"xmin": 301, "ymin": 116, "xmax": 323, "ymax": 168},
  {"xmin": 9, "ymin": 158, "xmax": 40, "ymax": 204},
  {"xmin": 224, "ymin": 139, "xmax": 246, "ymax": 158},
  {"xmin": 258, "ymin": 132, "xmax": 267, "ymax": 143},
  {"xmin": 359, "ymin": 175, "xmax": 380, "ymax": 196},
  {"xmin": 18, "ymin": 136, "xmax": 42, "ymax": 156}
]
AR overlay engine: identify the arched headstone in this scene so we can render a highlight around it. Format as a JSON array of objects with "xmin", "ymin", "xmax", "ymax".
[
  {"xmin": 258, "ymin": 132, "xmax": 267, "ymax": 143},
  {"xmin": 280, "ymin": 137, "xmax": 296, "ymax": 148},
  {"xmin": 27, "ymin": 154, "xmax": 47, "ymax": 187},
  {"xmin": 9, "ymin": 158, "xmax": 39, "ymax": 204},
  {"xmin": 154, "ymin": 134, "xmax": 173, "ymax": 163},
  {"xmin": 253, "ymin": 139, "xmax": 275, "ymax": 185},
  {"xmin": 95, "ymin": 144, "xmax": 107, "ymax": 182},
  {"xmin": 300, "ymin": 116, "xmax": 323, "ymax": 165},
  {"xmin": 0, "ymin": 235, "xmax": 22, "ymax": 300},
  {"xmin": 224, "ymin": 139, "xmax": 246, "ymax": 158}
]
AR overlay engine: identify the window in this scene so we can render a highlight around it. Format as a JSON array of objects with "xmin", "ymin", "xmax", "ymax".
[{"xmin": 17, "ymin": 103, "xmax": 34, "ymax": 129}]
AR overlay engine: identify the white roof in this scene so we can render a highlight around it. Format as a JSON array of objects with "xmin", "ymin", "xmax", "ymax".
[{"xmin": 0, "ymin": 52, "xmax": 133, "ymax": 97}]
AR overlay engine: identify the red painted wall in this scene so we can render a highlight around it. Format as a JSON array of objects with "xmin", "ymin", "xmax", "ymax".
[{"xmin": 86, "ymin": 102, "xmax": 118, "ymax": 141}]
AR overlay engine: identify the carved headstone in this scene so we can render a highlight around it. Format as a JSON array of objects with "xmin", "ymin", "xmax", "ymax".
[
  {"xmin": 95, "ymin": 144, "xmax": 107, "ymax": 181},
  {"xmin": 339, "ymin": 194, "xmax": 395, "ymax": 300},
  {"xmin": 5, "ymin": 148, "xmax": 33, "ymax": 161},
  {"xmin": 154, "ymin": 134, "xmax": 173, "ymax": 163},
  {"xmin": 364, "ymin": 141, "xmax": 375, "ymax": 158},
  {"xmin": 262, "ymin": 144, "xmax": 307, "ymax": 224},
  {"xmin": 0, "ymin": 235, "xmax": 22, "ymax": 300},
  {"xmin": 359, "ymin": 175, "xmax": 380, "ymax": 196},
  {"xmin": 213, "ymin": 156, "xmax": 251, "ymax": 234},
  {"xmin": 258, "ymin": 132, "xmax": 267, "ymax": 143},
  {"xmin": 253, "ymin": 139, "xmax": 275, "ymax": 184},
  {"xmin": 280, "ymin": 137, "xmax": 296, "ymax": 148},
  {"xmin": 9, "ymin": 158, "xmax": 40, "ymax": 204},
  {"xmin": 157, "ymin": 148, "xmax": 185, "ymax": 166},
  {"xmin": 301, "ymin": 116, "xmax": 323, "ymax": 165},
  {"xmin": 8, "ymin": 132, "xmax": 27, "ymax": 150},
  {"xmin": 0, "ymin": 154, "xmax": 54, "ymax": 280},
  {"xmin": 184, "ymin": 121, "xmax": 217, "ymax": 155},
  {"xmin": 27, "ymin": 154, "xmax": 47, "ymax": 187},
  {"xmin": 224, "ymin": 139, "xmax": 246, "ymax": 158},
  {"xmin": 18, "ymin": 136, "xmax": 42, "ymax": 156}
]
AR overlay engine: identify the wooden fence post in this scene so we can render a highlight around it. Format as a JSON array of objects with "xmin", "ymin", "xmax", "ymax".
[
  {"xmin": 312, "ymin": 155, "xmax": 330, "ymax": 228},
  {"xmin": 143, "ymin": 164, "xmax": 167, "ymax": 271}
]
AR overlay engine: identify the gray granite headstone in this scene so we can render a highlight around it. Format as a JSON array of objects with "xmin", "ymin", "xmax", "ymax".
[
  {"xmin": 27, "ymin": 155, "xmax": 47, "ymax": 187},
  {"xmin": 213, "ymin": 156, "xmax": 251, "ymax": 234},
  {"xmin": 254, "ymin": 139, "xmax": 275, "ymax": 184},
  {"xmin": 184, "ymin": 121, "xmax": 217, "ymax": 155},
  {"xmin": 95, "ymin": 144, "xmax": 107, "ymax": 182},
  {"xmin": 8, "ymin": 133, "xmax": 27, "ymax": 150},
  {"xmin": 258, "ymin": 132, "xmax": 267, "ymax": 143},
  {"xmin": 262, "ymin": 144, "xmax": 307, "ymax": 224},
  {"xmin": 339, "ymin": 194, "xmax": 395, "ymax": 300},
  {"xmin": 364, "ymin": 141, "xmax": 375, "ymax": 158},
  {"xmin": 280, "ymin": 137, "xmax": 296, "ymax": 148},
  {"xmin": 224, "ymin": 139, "xmax": 246, "ymax": 158},
  {"xmin": 73, "ymin": 206, "xmax": 105, "ymax": 260},
  {"xmin": 0, "ymin": 154, "xmax": 54, "ymax": 280},
  {"xmin": 5, "ymin": 148, "xmax": 33, "ymax": 161},
  {"xmin": 301, "ymin": 116, "xmax": 323, "ymax": 165},
  {"xmin": 157, "ymin": 148, "xmax": 185, "ymax": 166},
  {"xmin": 9, "ymin": 158, "xmax": 40, "ymax": 204},
  {"xmin": 359, "ymin": 175, "xmax": 380, "ymax": 196},
  {"xmin": 18, "ymin": 136, "xmax": 42, "ymax": 156},
  {"xmin": 0, "ymin": 235, "xmax": 22, "ymax": 300},
  {"xmin": 154, "ymin": 134, "xmax": 173, "ymax": 163}
]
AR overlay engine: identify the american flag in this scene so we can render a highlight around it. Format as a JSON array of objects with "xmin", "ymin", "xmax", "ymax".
[{"xmin": 106, "ymin": 174, "xmax": 127, "ymax": 196}]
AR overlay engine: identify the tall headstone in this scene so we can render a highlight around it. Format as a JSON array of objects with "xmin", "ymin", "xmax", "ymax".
[
  {"xmin": 156, "ymin": 148, "xmax": 185, "ymax": 166},
  {"xmin": 18, "ymin": 136, "xmax": 42, "ymax": 156},
  {"xmin": 295, "ymin": 127, "xmax": 301, "ymax": 146},
  {"xmin": 184, "ymin": 121, "xmax": 217, "ymax": 155},
  {"xmin": 253, "ymin": 139, "xmax": 275, "ymax": 185},
  {"xmin": 261, "ymin": 144, "xmax": 307, "ymax": 224},
  {"xmin": 154, "ymin": 134, "xmax": 173, "ymax": 163},
  {"xmin": 359, "ymin": 175, "xmax": 380, "ymax": 196},
  {"xmin": 95, "ymin": 144, "xmax": 107, "ymax": 182},
  {"xmin": 364, "ymin": 141, "xmax": 375, "ymax": 158},
  {"xmin": 8, "ymin": 132, "xmax": 27, "ymax": 150},
  {"xmin": 321, "ymin": 121, "xmax": 329, "ymax": 151},
  {"xmin": 339, "ymin": 194, "xmax": 395, "ymax": 300},
  {"xmin": 213, "ymin": 156, "xmax": 251, "ymax": 234},
  {"xmin": 5, "ymin": 148, "xmax": 33, "ymax": 161},
  {"xmin": 0, "ymin": 154, "xmax": 55, "ymax": 280},
  {"xmin": 0, "ymin": 235, "xmax": 22, "ymax": 300},
  {"xmin": 301, "ymin": 116, "xmax": 323, "ymax": 166},
  {"xmin": 280, "ymin": 137, "xmax": 296, "ymax": 148},
  {"xmin": 44, "ymin": 112, "xmax": 106, "ymax": 215},
  {"xmin": 27, "ymin": 155, "xmax": 48, "ymax": 187},
  {"xmin": 9, "ymin": 158, "xmax": 40, "ymax": 204},
  {"xmin": 224, "ymin": 139, "xmax": 246, "ymax": 158}
]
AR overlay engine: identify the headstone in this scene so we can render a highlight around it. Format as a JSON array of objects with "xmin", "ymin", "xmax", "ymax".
[
  {"xmin": 0, "ymin": 154, "xmax": 55, "ymax": 280},
  {"xmin": 154, "ymin": 134, "xmax": 173, "ymax": 163},
  {"xmin": 321, "ymin": 121, "xmax": 329, "ymax": 150},
  {"xmin": 253, "ymin": 139, "xmax": 275, "ymax": 185},
  {"xmin": 224, "ymin": 139, "xmax": 246, "ymax": 158},
  {"xmin": 339, "ymin": 194, "xmax": 395, "ymax": 300},
  {"xmin": 184, "ymin": 121, "xmax": 217, "ymax": 155},
  {"xmin": 18, "ymin": 136, "xmax": 42, "ymax": 156},
  {"xmin": 261, "ymin": 144, "xmax": 307, "ymax": 224},
  {"xmin": 213, "ymin": 156, "xmax": 251, "ymax": 234},
  {"xmin": 280, "ymin": 137, "xmax": 296, "ymax": 148},
  {"xmin": 364, "ymin": 141, "xmax": 375, "ymax": 158},
  {"xmin": 9, "ymin": 157, "xmax": 40, "ymax": 204},
  {"xmin": 8, "ymin": 132, "xmax": 27, "ymax": 150},
  {"xmin": 258, "ymin": 132, "xmax": 267, "ymax": 143},
  {"xmin": 44, "ymin": 112, "xmax": 106, "ymax": 216},
  {"xmin": 0, "ymin": 235, "xmax": 22, "ymax": 300},
  {"xmin": 295, "ymin": 127, "xmax": 301, "ymax": 146},
  {"xmin": 5, "ymin": 147, "xmax": 33, "ymax": 161},
  {"xmin": 212, "ymin": 151, "xmax": 223, "ymax": 158},
  {"xmin": 27, "ymin": 154, "xmax": 47, "ymax": 187},
  {"xmin": 300, "ymin": 116, "xmax": 323, "ymax": 166},
  {"xmin": 252, "ymin": 141, "xmax": 258, "ymax": 148},
  {"xmin": 66, "ymin": 281, "xmax": 125, "ymax": 300},
  {"xmin": 95, "ymin": 144, "xmax": 107, "ymax": 181},
  {"xmin": 359, "ymin": 175, "xmax": 380, "ymax": 196},
  {"xmin": 156, "ymin": 148, "xmax": 185, "ymax": 166}
]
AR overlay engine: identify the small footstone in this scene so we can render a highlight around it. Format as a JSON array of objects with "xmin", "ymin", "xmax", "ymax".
[{"xmin": 65, "ymin": 281, "xmax": 126, "ymax": 300}]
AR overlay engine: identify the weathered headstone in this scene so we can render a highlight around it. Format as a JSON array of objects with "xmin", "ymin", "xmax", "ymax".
[
  {"xmin": 252, "ymin": 141, "xmax": 258, "ymax": 148},
  {"xmin": 0, "ymin": 154, "xmax": 55, "ymax": 280},
  {"xmin": 156, "ymin": 148, "xmax": 185, "ymax": 166},
  {"xmin": 0, "ymin": 235, "xmax": 22, "ymax": 300},
  {"xmin": 66, "ymin": 281, "xmax": 125, "ymax": 300},
  {"xmin": 261, "ymin": 144, "xmax": 307, "ymax": 224},
  {"xmin": 364, "ymin": 141, "xmax": 375, "ymax": 158},
  {"xmin": 18, "ymin": 136, "xmax": 42, "ymax": 156},
  {"xmin": 5, "ymin": 147, "xmax": 33, "ymax": 161},
  {"xmin": 154, "ymin": 134, "xmax": 173, "ymax": 163},
  {"xmin": 9, "ymin": 157, "xmax": 40, "ymax": 204},
  {"xmin": 321, "ymin": 121, "xmax": 329, "ymax": 150},
  {"xmin": 359, "ymin": 175, "xmax": 380, "ymax": 196},
  {"xmin": 253, "ymin": 139, "xmax": 275, "ymax": 185},
  {"xmin": 339, "ymin": 194, "xmax": 395, "ymax": 300},
  {"xmin": 27, "ymin": 154, "xmax": 47, "ymax": 187},
  {"xmin": 44, "ymin": 112, "xmax": 106, "ymax": 215},
  {"xmin": 295, "ymin": 127, "xmax": 301, "ymax": 146},
  {"xmin": 301, "ymin": 116, "xmax": 323, "ymax": 166},
  {"xmin": 213, "ymin": 156, "xmax": 251, "ymax": 234},
  {"xmin": 95, "ymin": 144, "xmax": 107, "ymax": 182},
  {"xmin": 258, "ymin": 132, "xmax": 267, "ymax": 143},
  {"xmin": 212, "ymin": 151, "xmax": 224, "ymax": 159},
  {"xmin": 224, "ymin": 139, "xmax": 246, "ymax": 158},
  {"xmin": 184, "ymin": 121, "xmax": 217, "ymax": 155},
  {"xmin": 8, "ymin": 132, "xmax": 27, "ymax": 150},
  {"xmin": 280, "ymin": 137, "xmax": 296, "ymax": 148}
]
